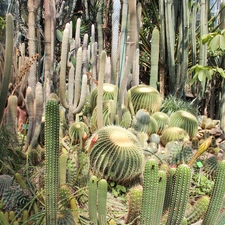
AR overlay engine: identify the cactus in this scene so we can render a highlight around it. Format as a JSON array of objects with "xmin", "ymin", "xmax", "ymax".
[
  {"xmin": 140, "ymin": 159, "xmax": 158, "ymax": 225},
  {"xmin": 202, "ymin": 160, "xmax": 225, "ymax": 224},
  {"xmin": 161, "ymin": 127, "xmax": 190, "ymax": 146},
  {"xmin": 45, "ymin": 99, "xmax": 60, "ymax": 225},
  {"xmin": 0, "ymin": 14, "xmax": 14, "ymax": 124},
  {"xmin": 69, "ymin": 121, "xmax": 89, "ymax": 144},
  {"xmin": 166, "ymin": 164, "xmax": 191, "ymax": 225},
  {"xmin": 132, "ymin": 109, "xmax": 159, "ymax": 135},
  {"xmin": 87, "ymin": 125, "xmax": 144, "ymax": 183},
  {"xmin": 185, "ymin": 195, "xmax": 210, "ymax": 225},
  {"xmin": 125, "ymin": 85, "xmax": 162, "ymax": 116},
  {"xmin": 169, "ymin": 110, "xmax": 199, "ymax": 139},
  {"xmin": 152, "ymin": 112, "xmax": 170, "ymax": 134},
  {"xmin": 119, "ymin": 106, "xmax": 132, "ymax": 129},
  {"xmin": 150, "ymin": 27, "xmax": 160, "ymax": 89},
  {"xmin": 125, "ymin": 185, "xmax": 142, "ymax": 225},
  {"xmin": 88, "ymin": 176, "xmax": 108, "ymax": 225},
  {"xmin": 0, "ymin": 175, "xmax": 16, "ymax": 197}
]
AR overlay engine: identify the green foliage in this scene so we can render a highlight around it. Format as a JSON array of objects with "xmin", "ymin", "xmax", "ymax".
[
  {"xmin": 108, "ymin": 182, "xmax": 126, "ymax": 198},
  {"xmin": 0, "ymin": 16, "xmax": 5, "ymax": 38},
  {"xmin": 160, "ymin": 95, "xmax": 199, "ymax": 117},
  {"xmin": 189, "ymin": 173, "xmax": 214, "ymax": 198}
]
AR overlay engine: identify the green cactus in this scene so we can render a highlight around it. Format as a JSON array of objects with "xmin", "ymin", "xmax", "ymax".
[
  {"xmin": 161, "ymin": 127, "xmax": 190, "ymax": 146},
  {"xmin": 150, "ymin": 27, "xmax": 160, "ymax": 89},
  {"xmin": 152, "ymin": 112, "xmax": 170, "ymax": 134},
  {"xmin": 87, "ymin": 125, "xmax": 144, "ymax": 183},
  {"xmin": 169, "ymin": 110, "xmax": 199, "ymax": 139},
  {"xmin": 140, "ymin": 159, "xmax": 159, "ymax": 225},
  {"xmin": 0, "ymin": 14, "xmax": 14, "ymax": 124},
  {"xmin": 202, "ymin": 160, "xmax": 225, "ymax": 224},
  {"xmin": 88, "ymin": 176, "xmax": 108, "ymax": 225},
  {"xmin": 125, "ymin": 85, "xmax": 162, "ymax": 116},
  {"xmin": 163, "ymin": 167, "xmax": 176, "ymax": 213},
  {"xmin": 185, "ymin": 195, "xmax": 210, "ymax": 225},
  {"xmin": 119, "ymin": 106, "xmax": 132, "ymax": 129},
  {"xmin": 125, "ymin": 185, "xmax": 142, "ymax": 225},
  {"xmin": 166, "ymin": 164, "xmax": 191, "ymax": 225},
  {"xmin": 69, "ymin": 121, "xmax": 89, "ymax": 144},
  {"xmin": 45, "ymin": 99, "xmax": 60, "ymax": 225}
]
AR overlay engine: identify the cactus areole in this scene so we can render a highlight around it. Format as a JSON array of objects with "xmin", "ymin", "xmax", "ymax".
[{"xmin": 87, "ymin": 126, "xmax": 144, "ymax": 183}]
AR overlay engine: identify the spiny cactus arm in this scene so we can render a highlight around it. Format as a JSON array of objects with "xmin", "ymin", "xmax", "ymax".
[
  {"xmin": 24, "ymin": 86, "xmax": 34, "ymax": 150},
  {"xmin": 14, "ymin": 173, "xmax": 27, "ymax": 189},
  {"xmin": 45, "ymin": 99, "xmax": 60, "ymax": 225},
  {"xmin": 7, "ymin": 95, "xmax": 18, "ymax": 134},
  {"xmin": 91, "ymin": 42, "xmax": 98, "ymax": 90},
  {"xmin": 88, "ymin": 176, "xmax": 98, "ymax": 225},
  {"xmin": 166, "ymin": 164, "xmax": 191, "ymax": 225},
  {"xmin": 186, "ymin": 195, "xmax": 210, "ymax": 225},
  {"xmin": 188, "ymin": 136, "xmax": 213, "ymax": 166},
  {"xmin": 163, "ymin": 167, "xmax": 176, "ymax": 212},
  {"xmin": 72, "ymin": 74, "xmax": 88, "ymax": 115},
  {"xmin": 150, "ymin": 27, "xmax": 159, "ymax": 89},
  {"xmin": 111, "ymin": 0, "xmax": 121, "ymax": 85},
  {"xmin": 0, "ymin": 211, "xmax": 9, "ymax": 225},
  {"xmin": 97, "ymin": 51, "xmax": 106, "ymax": 129},
  {"xmin": 0, "ymin": 14, "xmax": 13, "ymax": 124},
  {"xmin": 118, "ymin": 0, "xmax": 128, "ymax": 86},
  {"xmin": 70, "ymin": 197, "xmax": 79, "ymax": 224},
  {"xmin": 22, "ymin": 210, "xmax": 28, "ymax": 224},
  {"xmin": 97, "ymin": 179, "xmax": 108, "ymax": 225},
  {"xmin": 155, "ymin": 170, "xmax": 167, "ymax": 224},
  {"xmin": 75, "ymin": 18, "xmax": 81, "ymax": 53},
  {"xmin": 140, "ymin": 159, "xmax": 159, "ymax": 225},
  {"xmin": 97, "ymin": 12, "xmax": 103, "ymax": 56},
  {"xmin": 73, "ymin": 47, "xmax": 83, "ymax": 108},
  {"xmin": 30, "ymin": 82, "xmax": 43, "ymax": 149},
  {"xmin": 59, "ymin": 23, "xmax": 70, "ymax": 109},
  {"xmin": 59, "ymin": 153, "xmax": 68, "ymax": 185},
  {"xmin": 202, "ymin": 160, "xmax": 225, "ymax": 224},
  {"xmin": 82, "ymin": 34, "xmax": 89, "ymax": 75}
]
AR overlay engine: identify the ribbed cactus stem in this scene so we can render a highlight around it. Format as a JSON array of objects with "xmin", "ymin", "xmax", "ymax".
[
  {"xmin": 97, "ymin": 51, "xmax": 106, "ymax": 129},
  {"xmin": 155, "ymin": 170, "xmax": 167, "ymax": 224},
  {"xmin": 97, "ymin": 179, "xmax": 107, "ymax": 225},
  {"xmin": 45, "ymin": 99, "xmax": 60, "ymax": 225},
  {"xmin": 186, "ymin": 195, "xmax": 210, "ymax": 225},
  {"xmin": 7, "ymin": 95, "xmax": 18, "ymax": 134},
  {"xmin": 0, "ymin": 14, "xmax": 14, "ymax": 124},
  {"xmin": 202, "ymin": 160, "xmax": 225, "ymax": 224},
  {"xmin": 140, "ymin": 159, "xmax": 159, "ymax": 225},
  {"xmin": 60, "ymin": 23, "xmax": 70, "ymax": 109},
  {"xmin": 88, "ymin": 176, "xmax": 98, "ymax": 225},
  {"xmin": 166, "ymin": 164, "xmax": 191, "ymax": 225},
  {"xmin": 150, "ymin": 27, "xmax": 159, "ymax": 89}
]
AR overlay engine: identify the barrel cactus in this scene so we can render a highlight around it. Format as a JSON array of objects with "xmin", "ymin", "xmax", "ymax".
[
  {"xmin": 152, "ymin": 111, "xmax": 170, "ymax": 134},
  {"xmin": 87, "ymin": 125, "xmax": 144, "ymax": 183},
  {"xmin": 132, "ymin": 109, "xmax": 158, "ymax": 135},
  {"xmin": 89, "ymin": 83, "xmax": 118, "ymax": 112},
  {"xmin": 169, "ymin": 110, "xmax": 198, "ymax": 139},
  {"xmin": 125, "ymin": 84, "xmax": 162, "ymax": 116},
  {"xmin": 161, "ymin": 127, "xmax": 190, "ymax": 146},
  {"xmin": 69, "ymin": 121, "xmax": 89, "ymax": 144}
]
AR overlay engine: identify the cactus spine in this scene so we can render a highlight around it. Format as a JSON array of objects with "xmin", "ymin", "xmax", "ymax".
[
  {"xmin": 0, "ymin": 14, "xmax": 14, "ymax": 124},
  {"xmin": 140, "ymin": 159, "xmax": 159, "ymax": 225},
  {"xmin": 166, "ymin": 164, "xmax": 191, "ymax": 225},
  {"xmin": 45, "ymin": 99, "xmax": 60, "ymax": 225},
  {"xmin": 202, "ymin": 160, "xmax": 225, "ymax": 224},
  {"xmin": 88, "ymin": 176, "xmax": 107, "ymax": 225}
]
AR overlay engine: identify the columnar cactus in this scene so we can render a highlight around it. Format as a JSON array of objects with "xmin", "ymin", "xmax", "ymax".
[
  {"xmin": 88, "ymin": 176, "xmax": 108, "ymax": 225},
  {"xmin": 202, "ymin": 160, "xmax": 225, "ymax": 224},
  {"xmin": 166, "ymin": 164, "xmax": 191, "ymax": 225},
  {"xmin": 185, "ymin": 195, "xmax": 210, "ymax": 225},
  {"xmin": 45, "ymin": 99, "xmax": 60, "ymax": 225},
  {"xmin": 0, "ymin": 14, "xmax": 14, "ymax": 124}
]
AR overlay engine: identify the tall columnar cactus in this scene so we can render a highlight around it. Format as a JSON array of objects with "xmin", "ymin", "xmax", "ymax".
[
  {"xmin": 88, "ymin": 176, "xmax": 107, "ymax": 225},
  {"xmin": 202, "ymin": 160, "xmax": 225, "ymax": 224},
  {"xmin": 166, "ymin": 164, "xmax": 191, "ymax": 225},
  {"xmin": 0, "ymin": 14, "xmax": 14, "ymax": 124},
  {"xmin": 140, "ymin": 159, "xmax": 159, "ymax": 225},
  {"xmin": 150, "ymin": 27, "xmax": 160, "ymax": 89},
  {"xmin": 45, "ymin": 99, "xmax": 60, "ymax": 225}
]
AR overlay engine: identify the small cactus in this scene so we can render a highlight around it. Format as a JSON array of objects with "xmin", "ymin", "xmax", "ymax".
[{"xmin": 152, "ymin": 111, "xmax": 170, "ymax": 134}]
